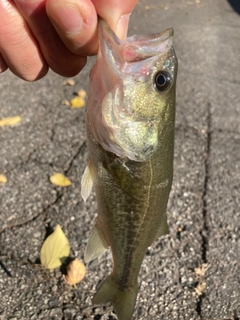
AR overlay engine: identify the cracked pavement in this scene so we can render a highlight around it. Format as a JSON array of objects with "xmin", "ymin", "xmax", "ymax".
[{"xmin": 0, "ymin": 0, "xmax": 239, "ymax": 319}]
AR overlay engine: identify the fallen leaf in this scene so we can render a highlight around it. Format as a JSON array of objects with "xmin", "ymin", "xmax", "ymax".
[
  {"xmin": 145, "ymin": 5, "xmax": 155, "ymax": 9},
  {"xmin": 63, "ymin": 79, "xmax": 75, "ymax": 86},
  {"xmin": 0, "ymin": 116, "xmax": 21, "ymax": 127},
  {"xmin": 195, "ymin": 264, "xmax": 208, "ymax": 277},
  {"xmin": 50, "ymin": 173, "xmax": 71, "ymax": 187},
  {"xmin": 40, "ymin": 224, "xmax": 70, "ymax": 269},
  {"xmin": 61, "ymin": 100, "xmax": 70, "ymax": 106},
  {"xmin": 0, "ymin": 174, "xmax": 7, "ymax": 184},
  {"xmin": 63, "ymin": 258, "xmax": 86, "ymax": 286},
  {"xmin": 77, "ymin": 89, "xmax": 86, "ymax": 98},
  {"xmin": 195, "ymin": 282, "xmax": 206, "ymax": 296},
  {"xmin": 70, "ymin": 96, "xmax": 85, "ymax": 108}
]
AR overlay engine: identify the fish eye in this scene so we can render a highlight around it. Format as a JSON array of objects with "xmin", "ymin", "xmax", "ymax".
[{"xmin": 154, "ymin": 71, "xmax": 172, "ymax": 92}]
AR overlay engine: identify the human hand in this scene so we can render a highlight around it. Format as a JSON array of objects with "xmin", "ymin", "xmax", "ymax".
[{"xmin": 0, "ymin": 0, "xmax": 138, "ymax": 81}]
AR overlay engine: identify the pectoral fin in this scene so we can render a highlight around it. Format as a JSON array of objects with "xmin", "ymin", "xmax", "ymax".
[
  {"xmin": 84, "ymin": 219, "xmax": 109, "ymax": 263},
  {"xmin": 81, "ymin": 159, "xmax": 94, "ymax": 202}
]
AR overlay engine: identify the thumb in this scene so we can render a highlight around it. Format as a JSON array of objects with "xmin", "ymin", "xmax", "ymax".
[
  {"xmin": 46, "ymin": 0, "xmax": 98, "ymax": 55},
  {"xmin": 92, "ymin": 0, "xmax": 139, "ymax": 40}
]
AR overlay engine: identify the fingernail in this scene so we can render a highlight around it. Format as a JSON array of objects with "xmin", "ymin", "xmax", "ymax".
[
  {"xmin": 51, "ymin": 4, "xmax": 83, "ymax": 34},
  {"xmin": 115, "ymin": 13, "xmax": 131, "ymax": 41}
]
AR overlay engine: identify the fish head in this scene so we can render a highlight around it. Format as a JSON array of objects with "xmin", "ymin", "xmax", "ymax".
[{"xmin": 87, "ymin": 19, "xmax": 178, "ymax": 161}]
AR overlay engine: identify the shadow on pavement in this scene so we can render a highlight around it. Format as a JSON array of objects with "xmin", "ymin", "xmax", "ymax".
[{"xmin": 226, "ymin": 0, "xmax": 240, "ymax": 14}]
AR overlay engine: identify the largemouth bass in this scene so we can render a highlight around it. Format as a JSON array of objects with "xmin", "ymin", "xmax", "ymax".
[{"xmin": 81, "ymin": 19, "xmax": 177, "ymax": 320}]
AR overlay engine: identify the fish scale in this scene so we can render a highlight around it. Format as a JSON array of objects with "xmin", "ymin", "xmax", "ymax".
[{"xmin": 81, "ymin": 18, "xmax": 177, "ymax": 320}]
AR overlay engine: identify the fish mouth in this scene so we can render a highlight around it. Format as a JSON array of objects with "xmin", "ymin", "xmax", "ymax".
[
  {"xmin": 123, "ymin": 28, "xmax": 174, "ymax": 62},
  {"xmin": 98, "ymin": 19, "xmax": 174, "ymax": 63},
  {"xmin": 98, "ymin": 18, "xmax": 173, "ymax": 42}
]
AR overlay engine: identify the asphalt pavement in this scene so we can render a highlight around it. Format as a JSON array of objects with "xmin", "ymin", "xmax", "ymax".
[{"xmin": 0, "ymin": 0, "xmax": 239, "ymax": 319}]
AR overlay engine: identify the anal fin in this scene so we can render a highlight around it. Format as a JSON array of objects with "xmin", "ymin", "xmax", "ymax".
[{"xmin": 84, "ymin": 219, "xmax": 109, "ymax": 263}]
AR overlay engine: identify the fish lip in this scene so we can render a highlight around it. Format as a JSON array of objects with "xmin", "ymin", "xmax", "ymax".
[{"xmin": 127, "ymin": 27, "xmax": 174, "ymax": 43}]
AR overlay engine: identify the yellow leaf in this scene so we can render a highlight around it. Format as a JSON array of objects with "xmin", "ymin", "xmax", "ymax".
[
  {"xmin": 0, "ymin": 116, "xmax": 21, "ymax": 127},
  {"xmin": 70, "ymin": 96, "xmax": 85, "ymax": 109},
  {"xmin": 50, "ymin": 173, "xmax": 71, "ymax": 187},
  {"xmin": 62, "ymin": 100, "xmax": 70, "ymax": 106},
  {"xmin": 63, "ymin": 79, "xmax": 75, "ymax": 86},
  {"xmin": 40, "ymin": 225, "xmax": 70, "ymax": 269},
  {"xmin": 77, "ymin": 89, "xmax": 86, "ymax": 98},
  {"xmin": 63, "ymin": 258, "xmax": 86, "ymax": 286},
  {"xmin": 0, "ymin": 174, "xmax": 7, "ymax": 183}
]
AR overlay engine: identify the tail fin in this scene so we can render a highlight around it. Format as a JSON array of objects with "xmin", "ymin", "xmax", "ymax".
[{"xmin": 92, "ymin": 276, "xmax": 138, "ymax": 320}]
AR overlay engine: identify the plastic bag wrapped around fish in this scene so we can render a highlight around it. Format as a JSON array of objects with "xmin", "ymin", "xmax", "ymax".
[{"xmin": 81, "ymin": 18, "xmax": 178, "ymax": 320}]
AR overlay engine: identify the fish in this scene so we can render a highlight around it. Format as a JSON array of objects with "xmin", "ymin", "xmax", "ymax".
[{"xmin": 81, "ymin": 18, "xmax": 178, "ymax": 320}]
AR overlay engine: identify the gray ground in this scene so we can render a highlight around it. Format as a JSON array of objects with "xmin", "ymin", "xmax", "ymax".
[{"xmin": 0, "ymin": 0, "xmax": 239, "ymax": 319}]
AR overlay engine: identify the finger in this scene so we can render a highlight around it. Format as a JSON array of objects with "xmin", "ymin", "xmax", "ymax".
[
  {"xmin": 0, "ymin": 0, "xmax": 48, "ymax": 80},
  {"xmin": 92, "ymin": 0, "xmax": 139, "ymax": 39},
  {"xmin": 46, "ymin": 0, "xmax": 98, "ymax": 56},
  {"xmin": 0, "ymin": 53, "xmax": 8, "ymax": 73},
  {"xmin": 14, "ymin": 0, "xmax": 87, "ymax": 77}
]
